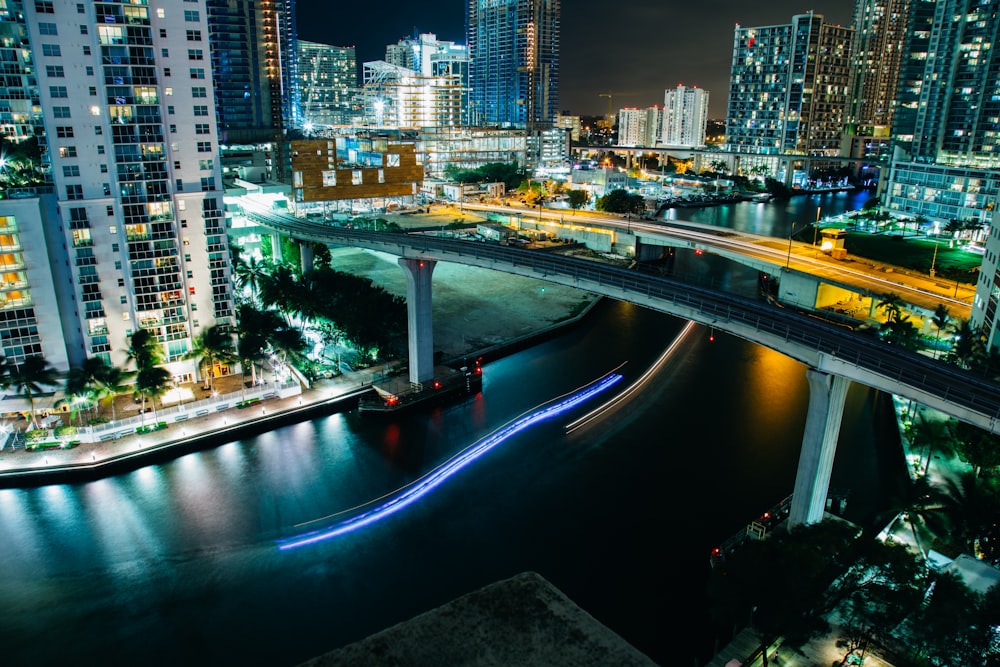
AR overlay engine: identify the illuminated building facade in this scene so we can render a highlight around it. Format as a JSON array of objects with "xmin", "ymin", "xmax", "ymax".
[
  {"xmin": 725, "ymin": 12, "xmax": 853, "ymax": 156},
  {"xmin": 298, "ymin": 40, "xmax": 356, "ymax": 127},
  {"xmin": 662, "ymin": 85, "xmax": 709, "ymax": 148},
  {"xmin": 467, "ymin": 0, "xmax": 560, "ymax": 127}
]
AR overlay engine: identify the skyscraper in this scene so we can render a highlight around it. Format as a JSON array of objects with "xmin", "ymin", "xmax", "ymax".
[
  {"xmin": 298, "ymin": 40, "xmax": 357, "ymax": 127},
  {"xmin": 205, "ymin": 0, "xmax": 299, "ymax": 144},
  {"xmin": 891, "ymin": 0, "xmax": 1000, "ymax": 167},
  {"xmin": 725, "ymin": 13, "xmax": 853, "ymax": 156},
  {"xmin": 662, "ymin": 85, "xmax": 709, "ymax": 148},
  {"xmin": 467, "ymin": 0, "xmax": 560, "ymax": 128},
  {"xmin": 847, "ymin": 0, "xmax": 909, "ymax": 135},
  {"xmin": 19, "ymin": 0, "xmax": 233, "ymax": 381}
]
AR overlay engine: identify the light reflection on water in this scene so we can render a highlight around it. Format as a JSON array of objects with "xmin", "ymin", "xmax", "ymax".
[{"xmin": 0, "ymin": 196, "xmax": 901, "ymax": 667}]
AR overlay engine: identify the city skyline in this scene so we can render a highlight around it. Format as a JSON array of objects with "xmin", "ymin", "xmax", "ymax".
[{"xmin": 296, "ymin": 0, "xmax": 854, "ymax": 117}]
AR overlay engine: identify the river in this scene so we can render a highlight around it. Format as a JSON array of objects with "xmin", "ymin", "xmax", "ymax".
[{"xmin": 0, "ymin": 191, "xmax": 901, "ymax": 667}]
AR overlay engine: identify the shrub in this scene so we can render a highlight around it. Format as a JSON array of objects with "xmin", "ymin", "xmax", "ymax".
[
  {"xmin": 25, "ymin": 429, "xmax": 48, "ymax": 443},
  {"xmin": 54, "ymin": 425, "xmax": 78, "ymax": 438}
]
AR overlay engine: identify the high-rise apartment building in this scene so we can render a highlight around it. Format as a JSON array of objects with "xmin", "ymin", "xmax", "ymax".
[
  {"xmin": 892, "ymin": 0, "xmax": 1000, "ymax": 167},
  {"xmin": 205, "ymin": 0, "xmax": 299, "ymax": 144},
  {"xmin": 847, "ymin": 0, "xmax": 909, "ymax": 135},
  {"xmin": 725, "ymin": 13, "xmax": 853, "ymax": 155},
  {"xmin": 21, "ymin": 0, "xmax": 233, "ymax": 381},
  {"xmin": 467, "ymin": 0, "xmax": 560, "ymax": 128},
  {"xmin": 617, "ymin": 107, "xmax": 661, "ymax": 148},
  {"xmin": 383, "ymin": 33, "xmax": 468, "ymax": 125},
  {"xmin": 662, "ymin": 85, "xmax": 709, "ymax": 148},
  {"xmin": 298, "ymin": 40, "xmax": 357, "ymax": 128},
  {"xmin": 0, "ymin": 2, "xmax": 45, "ymax": 145}
]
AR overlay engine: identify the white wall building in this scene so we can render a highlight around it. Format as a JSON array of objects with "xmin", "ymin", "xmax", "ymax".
[
  {"xmin": 662, "ymin": 85, "xmax": 709, "ymax": 147},
  {"xmin": 25, "ymin": 0, "xmax": 234, "ymax": 383},
  {"xmin": 617, "ymin": 107, "xmax": 661, "ymax": 147}
]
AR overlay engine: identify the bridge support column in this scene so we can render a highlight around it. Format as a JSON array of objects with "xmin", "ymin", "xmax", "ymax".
[
  {"xmin": 398, "ymin": 257, "xmax": 436, "ymax": 384},
  {"xmin": 788, "ymin": 369, "xmax": 850, "ymax": 528},
  {"xmin": 270, "ymin": 232, "xmax": 282, "ymax": 261},
  {"xmin": 299, "ymin": 242, "xmax": 314, "ymax": 274}
]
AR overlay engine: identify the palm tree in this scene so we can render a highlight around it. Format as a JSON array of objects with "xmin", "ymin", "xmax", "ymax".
[
  {"xmin": 233, "ymin": 255, "xmax": 270, "ymax": 306},
  {"xmin": 3, "ymin": 356, "xmax": 59, "ymax": 430},
  {"xmin": 94, "ymin": 361, "xmax": 132, "ymax": 423},
  {"xmin": 134, "ymin": 365, "xmax": 171, "ymax": 427},
  {"xmin": 258, "ymin": 263, "xmax": 299, "ymax": 324},
  {"xmin": 944, "ymin": 319, "xmax": 980, "ymax": 369},
  {"xmin": 877, "ymin": 292, "xmax": 904, "ymax": 325},
  {"xmin": 125, "ymin": 328, "xmax": 162, "ymax": 371},
  {"xmin": 931, "ymin": 304, "xmax": 951, "ymax": 359},
  {"xmin": 185, "ymin": 324, "xmax": 236, "ymax": 391}
]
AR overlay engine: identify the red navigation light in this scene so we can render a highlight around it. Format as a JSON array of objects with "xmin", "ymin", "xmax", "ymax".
[
  {"xmin": 433, "ymin": 381, "xmax": 442, "ymax": 389},
  {"xmin": 709, "ymin": 334, "xmax": 714, "ymax": 342},
  {"xmin": 695, "ymin": 249, "xmax": 703, "ymax": 255},
  {"xmin": 712, "ymin": 547, "xmax": 721, "ymax": 554}
]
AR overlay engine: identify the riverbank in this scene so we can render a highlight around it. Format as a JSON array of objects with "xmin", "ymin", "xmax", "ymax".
[{"xmin": 0, "ymin": 266, "xmax": 600, "ymax": 488}]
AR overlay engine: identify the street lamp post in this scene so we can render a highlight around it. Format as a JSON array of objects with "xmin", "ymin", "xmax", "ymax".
[
  {"xmin": 930, "ymin": 240, "xmax": 939, "ymax": 278},
  {"xmin": 785, "ymin": 221, "xmax": 797, "ymax": 271},
  {"xmin": 812, "ymin": 206, "xmax": 821, "ymax": 256}
]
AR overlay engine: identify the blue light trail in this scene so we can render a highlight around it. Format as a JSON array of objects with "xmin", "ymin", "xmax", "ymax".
[{"xmin": 276, "ymin": 372, "xmax": 624, "ymax": 551}]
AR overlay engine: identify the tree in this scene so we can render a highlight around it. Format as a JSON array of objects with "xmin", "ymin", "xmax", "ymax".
[
  {"xmin": 3, "ymin": 356, "xmax": 60, "ymax": 429},
  {"xmin": 233, "ymin": 255, "xmax": 270, "ymax": 306},
  {"xmin": 134, "ymin": 365, "xmax": 171, "ymax": 427},
  {"xmin": 876, "ymin": 292, "xmax": 904, "ymax": 324},
  {"xmin": 125, "ymin": 328, "xmax": 162, "ymax": 371},
  {"xmin": 595, "ymin": 188, "xmax": 644, "ymax": 215},
  {"xmin": 931, "ymin": 304, "xmax": 951, "ymax": 359},
  {"xmin": 258, "ymin": 263, "xmax": 299, "ymax": 324},
  {"xmin": 185, "ymin": 325, "xmax": 236, "ymax": 392},
  {"xmin": 944, "ymin": 319, "xmax": 980, "ymax": 369},
  {"xmin": 951, "ymin": 420, "xmax": 1000, "ymax": 478},
  {"xmin": 879, "ymin": 315, "xmax": 920, "ymax": 350},
  {"xmin": 709, "ymin": 159, "xmax": 729, "ymax": 175},
  {"xmin": 908, "ymin": 571, "xmax": 996, "ymax": 665},
  {"xmin": 94, "ymin": 361, "xmax": 132, "ymax": 423},
  {"xmin": 567, "ymin": 189, "xmax": 589, "ymax": 210}
]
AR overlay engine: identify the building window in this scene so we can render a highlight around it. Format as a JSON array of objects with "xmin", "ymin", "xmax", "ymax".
[
  {"xmin": 55, "ymin": 126, "xmax": 74, "ymax": 138},
  {"xmin": 45, "ymin": 65, "xmax": 64, "ymax": 78},
  {"xmin": 352, "ymin": 170, "xmax": 362, "ymax": 185},
  {"xmin": 94, "ymin": 126, "xmax": 102, "ymax": 135},
  {"xmin": 163, "ymin": 69, "xmax": 171, "ymax": 78},
  {"xmin": 167, "ymin": 106, "xmax": 174, "ymax": 115},
  {"xmin": 192, "ymin": 87, "xmax": 207, "ymax": 98},
  {"xmin": 34, "ymin": 1, "xmax": 54, "ymax": 12},
  {"xmin": 196, "ymin": 141, "xmax": 211, "ymax": 152},
  {"xmin": 160, "ymin": 29, "xmax": 167, "ymax": 38},
  {"xmin": 173, "ymin": 160, "xmax": 181, "ymax": 170},
  {"xmin": 186, "ymin": 30, "xmax": 201, "ymax": 41},
  {"xmin": 89, "ymin": 86, "xmax": 97, "ymax": 96},
  {"xmin": 107, "ymin": 205, "xmax": 113, "ymax": 216},
  {"xmin": 175, "ymin": 179, "xmax": 183, "ymax": 191},
  {"xmin": 170, "ymin": 124, "xmax": 177, "ymax": 133},
  {"xmin": 66, "ymin": 184, "xmax": 83, "ymax": 200},
  {"xmin": 97, "ymin": 145, "xmax": 105, "ymax": 154},
  {"xmin": 63, "ymin": 165, "xmax": 80, "ymax": 177},
  {"xmin": 188, "ymin": 49, "xmax": 203, "ymax": 60},
  {"xmin": 50, "ymin": 86, "xmax": 67, "ymax": 98},
  {"xmin": 38, "ymin": 23, "xmax": 57, "ymax": 35},
  {"xmin": 52, "ymin": 106, "xmax": 71, "ymax": 118},
  {"xmin": 156, "ymin": 8, "xmax": 165, "ymax": 18},
  {"xmin": 189, "ymin": 68, "xmax": 204, "ymax": 79},
  {"xmin": 58, "ymin": 145, "xmax": 77, "ymax": 158},
  {"xmin": 198, "ymin": 159, "xmax": 213, "ymax": 170},
  {"xmin": 100, "ymin": 165, "xmax": 107, "ymax": 173},
  {"xmin": 41, "ymin": 44, "xmax": 60, "ymax": 57},
  {"xmin": 76, "ymin": 3, "xmax": 84, "ymax": 13},
  {"xmin": 200, "ymin": 177, "xmax": 214, "ymax": 191},
  {"xmin": 193, "ymin": 106, "xmax": 208, "ymax": 117},
  {"xmin": 195, "ymin": 123, "xmax": 209, "ymax": 134},
  {"xmin": 80, "ymin": 25, "xmax": 88, "ymax": 35},
  {"xmin": 82, "ymin": 46, "xmax": 91, "ymax": 56},
  {"xmin": 85, "ymin": 66, "xmax": 93, "ymax": 76}
]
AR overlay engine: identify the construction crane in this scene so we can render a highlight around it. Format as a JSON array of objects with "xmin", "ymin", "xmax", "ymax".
[{"xmin": 597, "ymin": 91, "xmax": 640, "ymax": 120}]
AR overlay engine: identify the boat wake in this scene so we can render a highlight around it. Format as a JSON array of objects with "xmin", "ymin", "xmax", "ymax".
[{"xmin": 276, "ymin": 370, "xmax": 624, "ymax": 551}]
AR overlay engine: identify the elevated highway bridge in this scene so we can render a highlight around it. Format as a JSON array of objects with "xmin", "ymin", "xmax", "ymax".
[{"xmin": 242, "ymin": 200, "xmax": 999, "ymax": 527}]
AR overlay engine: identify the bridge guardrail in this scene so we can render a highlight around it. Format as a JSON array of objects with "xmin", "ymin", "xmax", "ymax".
[{"xmin": 242, "ymin": 206, "xmax": 1000, "ymax": 427}]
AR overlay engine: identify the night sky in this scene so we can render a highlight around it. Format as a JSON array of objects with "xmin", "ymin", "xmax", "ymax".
[{"xmin": 296, "ymin": 1, "xmax": 854, "ymax": 118}]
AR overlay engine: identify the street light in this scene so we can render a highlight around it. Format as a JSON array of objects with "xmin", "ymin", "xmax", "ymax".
[
  {"xmin": 812, "ymin": 206, "xmax": 821, "ymax": 256},
  {"xmin": 785, "ymin": 221, "xmax": 797, "ymax": 270}
]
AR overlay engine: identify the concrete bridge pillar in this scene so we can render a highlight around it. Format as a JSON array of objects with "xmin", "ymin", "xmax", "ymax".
[
  {"xmin": 270, "ymin": 232, "xmax": 282, "ymax": 261},
  {"xmin": 788, "ymin": 369, "xmax": 850, "ymax": 528},
  {"xmin": 299, "ymin": 242, "xmax": 314, "ymax": 274},
  {"xmin": 398, "ymin": 257, "xmax": 436, "ymax": 384}
]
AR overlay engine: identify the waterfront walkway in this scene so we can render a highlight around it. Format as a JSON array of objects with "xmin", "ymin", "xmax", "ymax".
[{"xmin": 0, "ymin": 366, "xmax": 386, "ymax": 487}]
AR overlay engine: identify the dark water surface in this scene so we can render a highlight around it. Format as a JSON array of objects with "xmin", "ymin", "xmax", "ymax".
[{"xmin": 0, "ymin": 193, "xmax": 900, "ymax": 667}]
